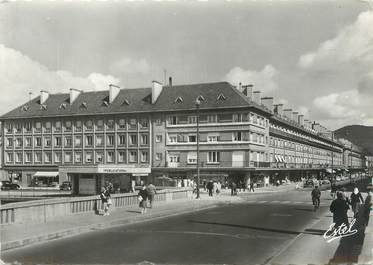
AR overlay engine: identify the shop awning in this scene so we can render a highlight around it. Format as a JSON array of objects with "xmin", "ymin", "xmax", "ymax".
[
  {"xmin": 34, "ymin": 171, "xmax": 59, "ymax": 177},
  {"xmin": 275, "ymin": 155, "xmax": 280, "ymax": 162}
]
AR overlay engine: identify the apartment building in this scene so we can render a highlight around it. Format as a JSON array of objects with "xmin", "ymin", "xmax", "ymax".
[{"xmin": 0, "ymin": 80, "xmax": 367, "ymax": 194}]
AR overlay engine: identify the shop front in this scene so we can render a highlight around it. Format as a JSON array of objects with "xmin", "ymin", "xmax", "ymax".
[{"xmin": 59, "ymin": 165, "xmax": 151, "ymax": 195}]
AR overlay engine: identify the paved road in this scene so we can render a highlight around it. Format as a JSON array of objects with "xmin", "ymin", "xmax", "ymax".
[{"xmin": 2, "ymin": 189, "xmax": 336, "ymax": 264}]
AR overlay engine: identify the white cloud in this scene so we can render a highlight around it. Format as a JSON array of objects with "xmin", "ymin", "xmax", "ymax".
[
  {"xmin": 110, "ymin": 57, "xmax": 150, "ymax": 75},
  {"xmin": 224, "ymin": 64, "xmax": 279, "ymax": 95},
  {"xmin": 0, "ymin": 44, "xmax": 120, "ymax": 115},
  {"xmin": 299, "ymin": 11, "xmax": 373, "ymax": 69}
]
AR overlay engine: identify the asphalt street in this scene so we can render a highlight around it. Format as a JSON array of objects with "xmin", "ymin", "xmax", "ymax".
[{"xmin": 1, "ymin": 189, "xmax": 339, "ymax": 265}]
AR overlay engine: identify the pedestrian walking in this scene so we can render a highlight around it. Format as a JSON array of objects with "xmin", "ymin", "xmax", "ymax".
[
  {"xmin": 216, "ymin": 181, "xmax": 221, "ymax": 195},
  {"xmin": 231, "ymin": 182, "xmax": 237, "ymax": 196},
  {"xmin": 363, "ymin": 190, "xmax": 372, "ymax": 226},
  {"xmin": 138, "ymin": 185, "xmax": 148, "ymax": 214},
  {"xmin": 311, "ymin": 186, "xmax": 321, "ymax": 211},
  {"xmin": 330, "ymin": 191, "xmax": 350, "ymax": 227},
  {"xmin": 207, "ymin": 180, "xmax": 214, "ymax": 197},
  {"xmin": 350, "ymin": 187, "xmax": 364, "ymax": 217},
  {"xmin": 213, "ymin": 181, "xmax": 218, "ymax": 195},
  {"xmin": 100, "ymin": 187, "xmax": 110, "ymax": 216},
  {"xmin": 249, "ymin": 182, "xmax": 255, "ymax": 192},
  {"xmin": 146, "ymin": 182, "xmax": 157, "ymax": 208}
]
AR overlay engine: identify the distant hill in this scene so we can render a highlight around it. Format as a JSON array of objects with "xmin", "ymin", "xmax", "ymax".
[{"xmin": 334, "ymin": 125, "xmax": 373, "ymax": 155}]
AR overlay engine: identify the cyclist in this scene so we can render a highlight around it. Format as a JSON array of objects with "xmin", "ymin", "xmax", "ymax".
[{"xmin": 311, "ymin": 186, "xmax": 321, "ymax": 211}]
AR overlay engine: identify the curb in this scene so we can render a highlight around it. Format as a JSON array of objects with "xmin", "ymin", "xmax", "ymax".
[{"xmin": 1, "ymin": 202, "xmax": 219, "ymax": 252}]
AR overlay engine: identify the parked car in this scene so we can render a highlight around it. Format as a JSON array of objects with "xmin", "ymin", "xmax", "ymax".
[
  {"xmin": 321, "ymin": 180, "xmax": 331, "ymax": 185},
  {"xmin": 60, "ymin": 181, "xmax": 72, "ymax": 191},
  {"xmin": 0, "ymin": 181, "xmax": 20, "ymax": 190},
  {"xmin": 303, "ymin": 180, "xmax": 314, "ymax": 188}
]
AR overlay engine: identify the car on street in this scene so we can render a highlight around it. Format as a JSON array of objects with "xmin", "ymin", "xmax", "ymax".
[
  {"xmin": 59, "ymin": 181, "xmax": 72, "ymax": 191},
  {"xmin": 0, "ymin": 181, "xmax": 21, "ymax": 190},
  {"xmin": 321, "ymin": 179, "xmax": 331, "ymax": 185},
  {"xmin": 303, "ymin": 179, "xmax": 314, "ymax": 188}
]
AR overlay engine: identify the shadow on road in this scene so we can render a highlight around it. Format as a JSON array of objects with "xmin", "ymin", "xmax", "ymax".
[
  {"xmin": 188, "ymin": 220, "xmax": 327, "ymax": 236},
  {"xmin": 294, "ymin": 208, "xmax": 315, "ymax": 212}
]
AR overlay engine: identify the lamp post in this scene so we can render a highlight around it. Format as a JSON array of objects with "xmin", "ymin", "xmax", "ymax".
[{"xmin": 195, "ymin": 98, "xmax": 201, "ymax": 199}]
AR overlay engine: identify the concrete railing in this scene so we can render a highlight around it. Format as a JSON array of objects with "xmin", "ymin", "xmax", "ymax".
[{"xmin": 0, "ymin": 188, "xmax": 193, "ymax": 225}]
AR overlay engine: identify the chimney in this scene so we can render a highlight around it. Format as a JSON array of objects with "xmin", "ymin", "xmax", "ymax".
[
  {"xmin": 242, "ymin": 84, "xmax": 253, "ymax": 100},
  {"xmin": 238, "ymin": 82, "xmax": 242, "ymax": 91},
  {"xmin": 40, "ymin": 90, "xmax": 49, "ymax": 105},
  {"xmin": 253, "ymin": 91, "xmax": 261, "ymax": 104},
  {"xmin": 109, "ymin": 84, "xmax": 120, "ymax": 103},
  {"xmin": 283, "ymin": 109, "xmax": 292, "ymax": 120},
  {"xmin": 292, "ymin": 112, "xmax": 298, "ymax": 122},
  {"xmin": 298, "ymin": 115, "xmax": 304, "ymax": 126},
  {"xmin": 169, "ymin": 77, "xmax": 172, "ymax": 87},
  {"xmin": 152, "ymin": 80, "xmax": 163, "ymax": 104},
  {"xmin": 70, "ymin": 88, "xmax": 82, "ymax": 105},
  {"xmin": 261, "ymin": 97, "xmax": 274, "ymax": 111},
  {"xmin": 276, "ymin": 104, "xmax": 284, "ymax": 116}
]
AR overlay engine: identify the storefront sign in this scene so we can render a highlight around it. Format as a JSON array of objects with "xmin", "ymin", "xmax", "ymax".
[{"xmin": 101, "ymin": 168, "xmax": 128, "ymax": 173}]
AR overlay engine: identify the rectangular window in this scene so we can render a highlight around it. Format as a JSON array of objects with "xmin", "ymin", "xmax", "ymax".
[
  {"xmin": 155, "ymin": 153, "xmax": 163, "ymax": 161},
  {"xmin": 35, "ymin": 152, "xmax": 42, "ymax": 163},
  {"xmin": 208, "ymin": 151, "xmax": 220, "ymax": 163},
  {"xmin": 85, "ymin": 151, "xmax": 93, "ymax": 163},
  {"xmin": 118, "ymin": 151, "xmax": 126, "ymax": 163},
  {"xmin": 156, "ymin": 135, "xmax": 162, "ymax": 143},
  {"xmin": 54, "ymin": 152, "xmax": 62, "ymax": 163},
  {"xmin": 15, "ymin": 138, "xmax": 22, "ymax": 147},
  {"xmin": 155, "ymin": 119, "xmax": 162, "ymax": 126},
  {"xmin": 44, "ymin": 137, "xmax": 51, "ymax": 147},
  {"xmin": 139, "ymin": 119, "xmax": 148, "ymax": 129},
  {"xmin": 75, "ymin": 136, "xmax": 82, "ymax": 147},
  {"xmin": 96, "ymin": 151, "xmax": 104, "ymax": 163},
  {"xmin": 129, "ymin": 134, "xmax": 137, "ymax": 146},
  {"xmin": 107, "ymin": 151, "xmax": 114, "ymax": 163},
  {"xmin": 35, "ymin": 122, "xmax": 42, "ymax": 132},
  {"xmin": 6, "ymin": 152, "xmax": 13, "ymax": 163},
  {"xmin": 45, "ymin": 152, "xmax": 52, "ymax": 163},
  {"xmin": 233, "ymin": 132, "xmax": 242, "ymax": 141},
  {"xmin": 106, "ymin": 120, "xmax": 114, "ymax": 130},
  {"xmin": 169, "ymin": 116, "xmax": 177, "ymax": 125},
  {"xmin": 169, "ymin": 135, "xmax": 177, "ymax": 143},
  {"xmin": 117, "ymin": 118, "xmax": 125, "ymax": 129},
  {"xmin": 232, "ymin": 114, "xmax": 242, "ymax": 122},
  {"xmin": 188, "ymin": 135, "xmax": 196, "ymax": 143},
  {"xmin": 187, "ymin": 152, "xmax": 197, "ymax": 164},
  {"xmin": 6, "ymin": 138, "xmax": 13, "ymax": 148},
  {"xmin": 15, "ymin": 152, "xmax": 22, "ymax": 163},
  {"xmin": 169, "ymin": 155, "xmax": 180, "ymax": 163},
  {"xmin": 188, "ymin": 116, "xmax": 197, "ymax": 124},
  {"xmin": 64, "ymin": 152, "xmax": 72, "ymax": 163},
  {"xmin": 96, "ymin": 135, "xmax": 104, "ymax": 146},
  {"xmin": 54, "ymin": 136, "xmax": 61, "ymax": 147},
  {"xmin": 54, "ymin": 121, "xmax": 62, "ymax": 132},
  {"xmin": 96, "ymin": 120, "xmax": 104, "ymax": 131},
  {"xmin": 118, "ymin": 135, "xmax": 126, "ymax": 146},
  {"xmin": 107, "ymin": 135, "xmax": 114, "ymax": 146},
  {"xmin": 35, "ymin": 137, "xmax": 42, "ymax": 147},
  {"xmin": 129, "ymin": 119, "xmax": 137, "ymax": 129},
  {"xmin": 141, "ymin": 134, "xmax": 148, "ymax": 145},
  {"xmin": 15, "ymin": 123, "xmax": 22, "ymax": 133},
  {"xmin": 85, "ymin": 120, "xmax": 93, "ymax": 131},
  {"xmin": 64, "ymin": 121, "xmax": 72, "ymax": 132},
  {"xmin": 129, "ymin": 151, "xmax": 137, "ymax": 162},
  {"xmin": 75, "ymin": 120, "xmax": 82, "ymax": 132},
  {"xmin": 25, "ymin": 152, "xmax": 32, "ymax": 163},
  {"xmin": 25, "ymin": 122, "xmax": 32, "ymax": 132},
  {"xmin": 207, "ymin": 115, "xmax": 217, "ymax": 123},
  {"xmin": 86, "ymin": 135, "xmax": 93, "ymax": 146},
  {"xmin": 140, "ymin": 151, "xmax": 148, "ymax": 163},
  {"xmin": 207, "ymin": 135, "xmax": 219, "ymax": 142},
  {"xmin": 75, "ymin": 152, "xmax": 82, "ymax": 163},
  {"xmin": 64, "ymin": 136, "xmax": 72, "ymax": 147}
]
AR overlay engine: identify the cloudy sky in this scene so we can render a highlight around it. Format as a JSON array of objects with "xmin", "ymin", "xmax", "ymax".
[{"xmin": 0, "ymin": 0, "xmax": 372, "ymax": 129}]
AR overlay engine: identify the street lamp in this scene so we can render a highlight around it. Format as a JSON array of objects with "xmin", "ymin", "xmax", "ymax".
[{"xmin": 195, "ymin": 98, "xmax": 201, "ymax": 199}]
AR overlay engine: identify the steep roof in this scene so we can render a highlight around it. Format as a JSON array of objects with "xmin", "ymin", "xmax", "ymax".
[{"xmin": 1, "ymin": 81, "xmax": 263, "ymax": 119}]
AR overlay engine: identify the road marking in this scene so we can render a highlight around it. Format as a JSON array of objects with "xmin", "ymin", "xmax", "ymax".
[
  {"xmin": 271, "ymin": 213, "xmax": 293, "ymax": 217},
  {"xmin": 257, "ymin": 201, "xmax": 267, "ymax": 203}
]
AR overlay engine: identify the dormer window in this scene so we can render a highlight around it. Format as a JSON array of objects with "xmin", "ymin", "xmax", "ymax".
[
  {"xmin": 102, "ymin": 101, "xmax": 109, "ymax": 107},
  {"xmin": 175, "ymin": 97, "xmax": 183, "ymax": 103},
  {"xmin": 122, "ymin": 98, "xmax": 130, "ymax": 105},
  {"xmin": 40, "ymin": 104, "xmax": 47, "ymax": 110},
  {"xmin": 80, "ymin": 102, "xmax": 88, "ymax": 109},
  {"xmin": 217, "ymin": 93, "xmax": 226, "ymax": 101},
  {"xmin": 22, "ymin": 105, "xmax": 29, "ymax": 111},
  {"xmin": 59, "ymin": 103, "xmax": 67, "ymax": 109},
  {"xmin": 197, "ymin": 95, "xmax": 205, "ymax": 102}
]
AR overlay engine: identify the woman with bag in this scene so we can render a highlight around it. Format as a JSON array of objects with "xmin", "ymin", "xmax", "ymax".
[
  {"xmin": 138, "ymin": 185, "xmax": 148, "ymax": 214},
  {"xmin": 100, "ymin": 187, "xmax": 110, "ymax": 216},
  {"xmin": 104, "ymin": 186, "xmax": 112, "ymax": 216}
]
